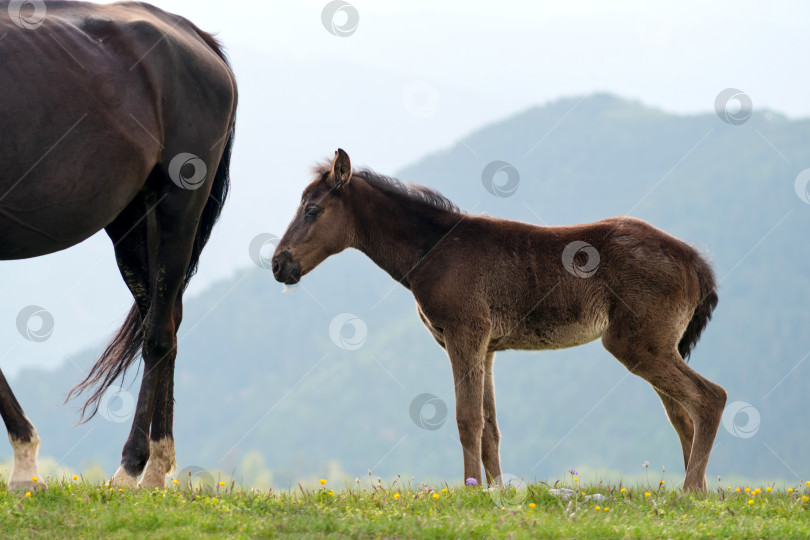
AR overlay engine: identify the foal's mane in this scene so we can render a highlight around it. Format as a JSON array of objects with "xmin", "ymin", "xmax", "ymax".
[{"xmin": 313, "ymin": 164, "xmax": 461, "ymax": 214}]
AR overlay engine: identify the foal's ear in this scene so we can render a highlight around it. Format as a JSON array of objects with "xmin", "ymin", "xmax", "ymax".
[{"xmin": 328, "ymin": 148, "xmax": 352, "ymax": 190}]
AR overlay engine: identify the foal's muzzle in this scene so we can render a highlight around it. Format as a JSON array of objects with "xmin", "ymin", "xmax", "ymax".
[{"xmin": 272, "ymin": 251, "xmax": 301, "ymax": 285}]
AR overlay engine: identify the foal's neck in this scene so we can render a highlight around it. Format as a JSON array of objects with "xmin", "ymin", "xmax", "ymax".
[{"xmin": 347, "ymin": 179, "xmax": 459, "ymax": 288}]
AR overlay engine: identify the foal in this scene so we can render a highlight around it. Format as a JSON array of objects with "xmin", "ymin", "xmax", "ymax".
[{"xmin": 272, "ymin": 149, "xmax": 726, "ymax": 492}]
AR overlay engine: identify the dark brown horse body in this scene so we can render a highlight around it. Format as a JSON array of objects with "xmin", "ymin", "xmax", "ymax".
[
  {"xmin": 273, "ymin": 150, "xmax": 726, "ymax": 492},
  {"xmin": 0, "ymin": 1, "xmax": 236, "ymax": 490}
]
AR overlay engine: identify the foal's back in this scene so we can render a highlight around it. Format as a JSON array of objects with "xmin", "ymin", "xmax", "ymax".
[{"xmin": 410, "ymin": 215, "xmax": 707, "ymax": 353}]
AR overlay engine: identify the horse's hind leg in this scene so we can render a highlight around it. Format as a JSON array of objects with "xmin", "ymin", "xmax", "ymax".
[
  {"xmin": 0, "ymin": 369, "xmax": 46, "ymax": 491},
  {"xmin": 656, "ymin": 390, "xmax": 694, "ymax": 472},
  {"xmin": 481, "ymin": 352, "xmax": 502, "ymax": 485},
  {"xmin": 603, "ymin": 328, "xmax": 726, "ymax": 492}
]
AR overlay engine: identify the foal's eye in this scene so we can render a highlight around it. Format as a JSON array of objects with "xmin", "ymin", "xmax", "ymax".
[{"xmin": 304, "ymin": 205, "xmax": 322, "ymax": 222}]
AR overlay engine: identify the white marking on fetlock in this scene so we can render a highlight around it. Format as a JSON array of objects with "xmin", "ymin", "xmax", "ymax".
[
  {"xmin": 138, "ymin": 438, "xmax": 175, "ymax": 489},
  {"xmin": 110, "ymin": 465, "xmax": 138, "ymax": 487},
  {"xmin": 7, "ymin": 428, "xmax": 46, "ymax": 491}
]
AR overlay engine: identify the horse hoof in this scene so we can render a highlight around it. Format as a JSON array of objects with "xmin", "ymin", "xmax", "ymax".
[
  {"xmin": 110, "ymin": 465, "xmax": 138, "ymax": 487},
  {"xmin": 137, "ymin": 471, "xmax": 166, "ymax": 490},
  {"xmin": 8, "ymin": 477, "xmax": 47, "ymax": 492}
]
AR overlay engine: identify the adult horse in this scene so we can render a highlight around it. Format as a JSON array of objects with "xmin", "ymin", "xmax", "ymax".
[
  {"xmin": 0, "ymin": 1, "xmax": 237, "ymax": 490},
  {"xmin": 272, "ymin": 149, "xmax": 726, "ymax": 492}
]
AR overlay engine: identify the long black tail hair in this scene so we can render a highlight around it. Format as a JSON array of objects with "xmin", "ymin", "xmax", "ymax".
[{"xmin": 68, "ymin": 29, "xmax": 236, "ymax": 420}]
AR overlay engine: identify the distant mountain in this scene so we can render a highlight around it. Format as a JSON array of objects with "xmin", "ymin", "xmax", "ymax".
[{"xmin": 8, "ymin": 94, "xmax": 810, "ymax": 486}]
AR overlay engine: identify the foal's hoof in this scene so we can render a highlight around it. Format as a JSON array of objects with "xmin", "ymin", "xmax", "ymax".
[
  {"xmin": 110, "ymin": 465, "xmax": 138, "ymax": 487},
  {"xmin": 8, "ymin": 477, "xmax": 47, "ymax": 492}
]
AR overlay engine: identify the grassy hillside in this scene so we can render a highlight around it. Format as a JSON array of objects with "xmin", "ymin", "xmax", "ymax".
[
  {"xmin": 3, "ymin": 478, "xmax": 810, "ymax": 539},
  {"xmin": 7, "ymin": 94, "xmax": 810, "ymax": 487}
]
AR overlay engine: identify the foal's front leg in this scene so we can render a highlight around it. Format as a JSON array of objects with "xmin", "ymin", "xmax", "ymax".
[
  {"xmin": 445, "ymin": 328, "xmax": 489, "ymax": 486},
  {"xmin": 481, "ymin": 352, "xmax": 502, "ymax": 484}
]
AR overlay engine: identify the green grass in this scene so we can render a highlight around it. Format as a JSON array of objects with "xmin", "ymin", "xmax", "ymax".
[{"xmin": 2, "ymin": 477, "xmax": 810, "ymax": 539}]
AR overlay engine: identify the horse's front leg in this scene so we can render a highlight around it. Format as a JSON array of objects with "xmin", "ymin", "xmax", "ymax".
[{"xmin": 444, "ymin": 325, "xmax": 490, "ymax": 486}]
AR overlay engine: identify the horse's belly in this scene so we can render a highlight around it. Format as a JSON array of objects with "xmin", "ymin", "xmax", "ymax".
[{"xmin": 493, "ymin": 313, "xmax": 609, "ymax": 351}]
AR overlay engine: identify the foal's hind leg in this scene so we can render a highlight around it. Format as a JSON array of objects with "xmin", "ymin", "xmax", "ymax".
[
  {"xmin": 656, "ymin": 390, "xmax": 694, "ymax": 472},
  {"xmin": 0, "ymin": 369, "xmax": 46, "ymax": 491},
  {"xmin": 481, "ymin": 352, "xmax": 502, "ymax": 485},
  {"xmin": 603, "ymin": 329, "xmax": 726, "ymax": 492}
]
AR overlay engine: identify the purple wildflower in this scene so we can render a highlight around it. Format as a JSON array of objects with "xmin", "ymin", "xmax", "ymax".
[
  {"xmin": 569, "ymin": 469, "xmax": 578, "ymax": 475},
  {"xmin": 465, "ymin": 478, "xmax": 477, "ymax": 486}
]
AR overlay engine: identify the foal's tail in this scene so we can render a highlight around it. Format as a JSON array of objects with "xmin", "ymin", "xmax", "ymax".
[
  {"xmin": 67, "ymin": 127, "xmax": 236, "ymax": 422},
  {"xmin": 678, "ymin": 255, "xmax": 718, "ymax": 362}
]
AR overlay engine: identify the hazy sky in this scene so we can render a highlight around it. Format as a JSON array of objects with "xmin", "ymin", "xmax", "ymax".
[{"xmin": 3, "ymin": 0, "xmax": 809, "ymax": 374}]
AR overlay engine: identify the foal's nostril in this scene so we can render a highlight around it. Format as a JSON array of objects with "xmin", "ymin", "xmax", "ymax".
[{"xmin": 272, "ymin": 259, "xmax": 280, "ymax": 274}]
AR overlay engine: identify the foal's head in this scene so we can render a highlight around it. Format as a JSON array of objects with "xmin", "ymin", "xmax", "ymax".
[{"xmin": 272, "ymin": 149, "xmax": 355, "ymax": 284}]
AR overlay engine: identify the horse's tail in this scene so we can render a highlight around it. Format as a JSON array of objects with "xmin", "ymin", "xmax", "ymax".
[
  {"xmin": 678, "ymin": 254, "xmax": 718, "ymax": 362},
  {"xmin": 68, "ymin": 123, "xmax": 236, "ymax": 422}
]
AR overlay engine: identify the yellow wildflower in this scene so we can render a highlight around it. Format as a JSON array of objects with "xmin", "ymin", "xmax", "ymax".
[
  {"xmin": 620, "ymin": 488, "xmax": 626, "ymax": 493},
  {"xmin": 432, "ymin": 493, "xmax": 440, "ymax": 499},
  {"xmin": 24, "ymin": 492, "xmax": 31, "ymax": 498},
  {"xmin": 747, "ymin": 499, "xmax": 754, "ymax": 505},
  {"xmin": 219, "ymin": 481, "xmax": 226, "ymax": 486},
  {"xmin": 73, "ymin": 475, "xmax": 78, "ymax": 481},
  {"xmin": 766, "ymin": 486, "xmax": 772, "ymax": 492},
  {"xmin": 328, "ymin": 490, "xmax": 334, "ymax": 496},
  {"xmin": 319, "ymin": 479, "xmax": 327, "ymax": 485},
  {"xmin": 644, "ymin": 492, "xmax": 651, "ymax": 497},
  {"xmin": 394, "ymin": 493, "xmax": 400, "ymax": 500},
  {"xmin": 595, "ymin": 505, "xmax": 601, "ymax": 510},
  {"xmin": 529, "ymin": 503, "xmax": 536, "ymax": 508}
]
